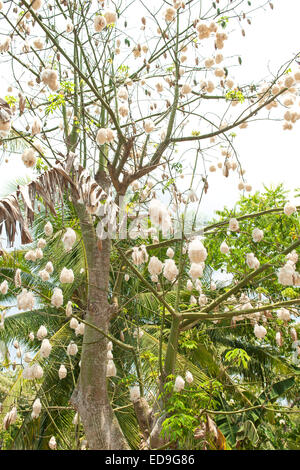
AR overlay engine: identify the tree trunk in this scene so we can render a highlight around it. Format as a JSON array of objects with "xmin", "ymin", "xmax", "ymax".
[{"xmin": 71, "ymin": 202, "xmax": 129, "ymax": 449}]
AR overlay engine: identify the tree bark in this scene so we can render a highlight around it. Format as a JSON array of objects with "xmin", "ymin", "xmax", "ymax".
[{"xmin": 71, "ymin": 201, "xmax": 129, "ymax": 449}]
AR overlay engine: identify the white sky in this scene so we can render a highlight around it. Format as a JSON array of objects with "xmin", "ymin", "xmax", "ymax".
[
  {"xmin": 197, "ymin": 0, "xmax": 300, "ymax": 216},
  {"xmin": 0, "ymin": 0, "xmax": 299, "ymax": 217}
]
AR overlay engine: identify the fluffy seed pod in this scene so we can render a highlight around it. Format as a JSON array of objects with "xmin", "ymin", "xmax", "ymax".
[
  {"xmin": 287, "ymin": 250, "xmax": 298, "ymax": 264},
  {"xmin": 75, "ymin": 322, "xmax": 85, "ymax": 336},
  {"xmin": 129, "ymin": 385, "xmax": 140, "ymax": 403},
  {"xmin": 39, "ymin": 269, "xmax": 50, "ymax": 282},
  {"xmin": 220, "ymin": 241, "xmax": 229, "ymax": 254},
  {"xmin": 164, "ymin": 7, "xmax": 176, "ymax": 22},
  {"xmin": 148, "ymin": 256, "xmax": 163, "ymax": 276},
  {"xmin": 73, "ymin": 412, "xmax": 79, "ymax": 425},
  {"xmin": 215, "ymin": 68, "xmax": 225, "ymax": 78},
  {"xmin": 44, "ymin": 221, "xmax": 53, "ymax": 237},
  {"xmin": 246, "ymin": 253, "xmax": 260, "ymax": 270},
  {"xmin": 104, "ymin": 10, "xmax": 117, "ymax": 25},
  {"xmin": 0, "ymin": 280, "xmax": 8, "ymax": 295},
  {"xmin": 25, "ymin": 250, "xmax": 37, "ymax": 262},
  {"xmin": 37, "ymin": 238, "xmax": 47, "ymax": 249},
  {"xmin": 149, "ymin": 199, "xmax": 172, "ymax": 234},
  {"xmin": 181, "ymin": 83, "xmax": 192, "ymax": 95},
  {"xmin": 94, "ymin": 15, "xmax": 106, "ymax": 32},
  {"xmin": 70, "ymin": 317, "xmax": 78, "ymax": 330},
  {"xmin": 119, "ymin": 104, "xmax": 129, "ymax": 117},
  {"xmin": 155, "ymin": 81, "xmax": 164, "ymax": 93},
  {"xmin": 23, "ymin": 366, "xmax": 34, "ymax": 380},
  {"xmin": 252, "ymin": 228, "xmax": 264, "ymax": 242},
  {"xmin": 32, "ymin": 398, "xmax": 42, "ymax": 418},
  {"xmin": 118, "ymin": 87, "xmax": 128, "ymax": 101},
  {"xmin": 65, "ymin": 21, "xmax": 73, "ymax": 33},
  {"xmin": 37, "ymin": 325, "xmax": 47, "ymax": 340},
  {"xmin": 32, "ymin": 363, "xmax": 44, "ymax": 379},
  {"xmin": 96, "ymin": 127, "xmax": 113, "ymax": 147},
  {"xmin": 103, "ymin": 128, "xmax": 114, "ymax": 143},
  {"xmin": 144, "ymin": 119, "xmax": 155, "ymax": 133},
  {"xmin": 41, "ymin": 69, "xmax": 59, "ymax": 91},
  {"xmin": 60, "ymin": 267, "xmax": 74, "ymax": 284},
  {"xmin": 199, "ymin": 293, "xmax": 207, "ymax": 306},
  {"xmin": 0, "ymin": 36, "xmax": 11, "ymax": 54},
  {"xmin": 174, "ymin": 375, "xmax": 185, "ymax": 392},
  {"xmin": 277, "ymin": 262, "xmax": 294, "ymax": 285},
  {"xmin": 166, "ymin": 248, "xmax": 174, "ymax": 258},
  {"xmin": 277, "ymin": 308, "xmax": 290, "ymax": 322},
  {"xmin": 40, "ymin": 339, "xmax": 52, "ymax": 358},
  {"xmin": 22, "ymin": 148, "xmax": 36, "ymax": 168},
  {"xmin": 254, "ymin": 324, "xmax": 267, "ymax": 339},
  {"xmin": 58, "ymin": 364, "xmax": 67, "ymax": 379},
  {"xmin": 132, "ymin": 246, "xmax": 148, "ymax": 266},
  {"xmin": 45, "ymin": 261, "xmax": 54, "ymax": 274},
  {"xmin": 67, "ymin": 341, "xmax": 78, "ymax": 356},
  {"xmin": 0, "ymin": 116, "xmax": 11, "ymax": 137},
  {"xmin": 66, "ymin": 301, "xmax": 72, "ymax": 317},
  {"xmin": 24, "ymin": 352, "xmax": 31, "ymax": 363},
  {"xmin": 163, "ymin": 259, "xmax": 178, "ymax": 282},
  {"xmin": 62, "ymin": 228, "xmax": 76, "ymax": 252},
  {"xmin": 205, "ymin": 58, "xmax": 214, "ymax": 68},
  {"xmin": 51, "ymin": 288, "xmax": 63, "ymax": 308},
  {"xmin": 3, "ymin": 406, "xmax": 17, "ymax": 429},
  {"xmin": 29, "ymin": 332, "xmax": 34, "ymax": 341},
  {"xmin": 17, "ymin": 289, "xmax": 35, "ymax": 311},
  {"xmin": 31, "ymin": 117, "xmax": 42, "ymax": 135},
  {"xmin": 229, "ymin": 218, "xmax": 239, "ymax": 231},
  {"xmin": 49, "ymin": 436, "xmax": 57, "ymax": 450},
  {"xmin": 106, "ymin": 359, "xmax": 117, "ymax": 377},
  {"xmin": 276, "ymin": 331, "xmax": 283, "ymax": 347},
  {"xmin": 284, "ymin": 202, "xmax": 296, "ymax": 216},
  {"xmin": 207, "ymin": 81, "xmax": 215, "ymax": 93},
  {"xmin": 188, "ymin": 238, "xmax": 207, "ymax": 264},
  {"xmin": 189, "ymin": 263, "xmax": 203, "ymax": 280},
  {"xmin": 185, "ymin": 371, "xmax": 193, "ymax": 384},
  {"xmin": 290, "ymin": 327, "xmax": 298, "ymax": 342},
  {"xmin": 35, "ymin": 248, "xmax": 43, "ymax": 260}
]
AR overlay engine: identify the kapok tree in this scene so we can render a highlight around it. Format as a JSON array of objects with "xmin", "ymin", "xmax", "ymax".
[{"xmin": 0, "ymin": 0, "xmax": 299, "ymax": 450}]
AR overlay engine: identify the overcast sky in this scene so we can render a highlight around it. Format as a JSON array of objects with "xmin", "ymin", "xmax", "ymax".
[
  {"xmin": 0, "ymin": 0, "xmax": 299, "ymax": 218},
  {"xmin": 197, "ymin": 0, "xmax": 300, "ymax": 216}
]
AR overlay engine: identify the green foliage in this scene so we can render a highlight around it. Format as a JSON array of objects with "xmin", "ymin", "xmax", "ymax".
[
  {"xmin": 225, "ymin": 348, "xmax": 251, "ymax": 369},
  {"xmin": 225, "ymin": 89, "xmax": 245, "ymax": 103},
  {"xmin": 4, "ymin": 95, "xmax": 17, "ymax": 107},
  {"xmin": 217, "ymin": 16, "xmax": 229, "ymax": 28},
  {"xmin": 35, "ymin": 158, "xmax": 48, "ymax": 174},
  {"xmin": 45, "ymin": 93, "xmax": 66, "ymax": 115},
  {"xmin": 160, "ymin": 375, "xmax": 222, "ymax": 448},
  {"xmin": 60, "ymin": 81, "xmax": 75, "ymax": 94}
]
